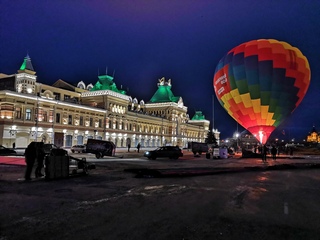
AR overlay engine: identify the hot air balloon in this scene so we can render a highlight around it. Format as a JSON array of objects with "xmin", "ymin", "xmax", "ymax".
[{"xmin": 213, "ymin": 39, "xmax": 310, "ymax": 144}]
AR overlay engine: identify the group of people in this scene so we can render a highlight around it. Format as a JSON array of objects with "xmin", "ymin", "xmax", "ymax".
[
  {"xmin": 261, "ymin": 144, "xmax": 278, "ymax": 162},
  {"xmin": 127, "ymin": 143, "xmax": 141, "ymax": 153},
  {"xmin": 24, "ymin": 142, "xmax": 46, "ymax": 181}
]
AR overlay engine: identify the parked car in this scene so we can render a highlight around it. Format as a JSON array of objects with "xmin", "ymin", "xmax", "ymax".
[
  {"xmin": 12, "ymin": 147, "xmax": 26, "ymax": 156},
  {"xmin": 86, "ymin": 139, "xmax": 116, "ymax": 159},
  {"xmin": 0, "ymin": 145, "xmax": 16, "ymax": 156},
  {"xmin": 144, "ymin": 146, "xmax": 183, "ymax": 160},
  {"xmin": 71, "ymin": 144, "xmax": 86, "ymax": 153},
  {"xmin": 188, "ymin": 141, "xmax": 208, "ymax": 156}
]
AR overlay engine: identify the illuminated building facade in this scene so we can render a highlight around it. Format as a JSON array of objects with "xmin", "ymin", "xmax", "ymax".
[
  {"xmin": 307, "ymin": 126, "xmax": 320, "ymax": 143},
  {"xmin": 0, "ymin": 55, "xmax": 211, "ymax": 148}
]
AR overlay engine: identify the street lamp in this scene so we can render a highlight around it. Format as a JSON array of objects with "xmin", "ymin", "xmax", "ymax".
[
  {"xmin": 235, "ymin": 133, "xmax": 239, "ymax": 152},
  {"xmin": 161, "ymin": 117, "xmax": 163, "ymax": 146}
]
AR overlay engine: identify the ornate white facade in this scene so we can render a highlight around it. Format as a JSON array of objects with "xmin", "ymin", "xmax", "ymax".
[{"xmin": 0, "ymin": 55, "xmax": 210, "ymax": 149}]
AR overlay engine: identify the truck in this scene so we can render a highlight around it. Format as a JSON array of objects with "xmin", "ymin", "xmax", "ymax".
[
  {"xmin": 85, "ymin": 139, "xmax": 116, "ymax": 159},
  {"xmin": 188, "ymin": 142, "xmax": 208, "ymax": 156}
]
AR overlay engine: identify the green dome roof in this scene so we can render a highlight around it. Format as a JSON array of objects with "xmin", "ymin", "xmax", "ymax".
[
  {"xmin": 149, "ymin": 85, "xmax": 180, "ymax": 103},
  {"xmin": 191, "ymin": 111, "xmax": 206, "ymax": 120},
  {"xmin": 149, "ymin": 77, "xmax": 180, "ymax": 103},
  {"xmin": 90, "ymin": 74, "xmax": 126, "ymax": 94}
]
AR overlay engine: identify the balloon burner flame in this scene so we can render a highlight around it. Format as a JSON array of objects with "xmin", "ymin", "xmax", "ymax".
[{"xmin": 259, "ymin": 131, "xmax": 264, "ymax": 144}]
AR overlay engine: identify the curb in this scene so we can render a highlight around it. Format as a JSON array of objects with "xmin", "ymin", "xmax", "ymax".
[{"xmin": 125, "ymin": 162, "xmax": 320, "ymax": 178}]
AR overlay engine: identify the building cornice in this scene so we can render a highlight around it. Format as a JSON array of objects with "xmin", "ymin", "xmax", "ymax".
[
  {"xmin": 188, "ymin": 119, "xmax": 210, "ymax": 124},
  {"xmin": 1, "ymin": 91, "xmax": 106, "ymax": 113},
  {"xmin": 81, "ymin": 90, "xmax": 130, "ymax": 101},
  {"xmin": 16, "ymin": 73, "xmax": 37, "ymax": 80},
  {"xmin": 145, "ymin": 102, "xmax": 187, "ymax": 111}
]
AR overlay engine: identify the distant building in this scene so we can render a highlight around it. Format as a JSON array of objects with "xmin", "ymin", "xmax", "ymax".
[
  {"xmin": 307, "ymin": 126, "xmax": 320, "ymax": 143},
  {"xmin": 0, "ymin": 55, "xmax": 213, "ymax": 148}
]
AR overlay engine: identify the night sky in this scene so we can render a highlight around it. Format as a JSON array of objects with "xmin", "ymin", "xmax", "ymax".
[{"xmin": 1, "ymin": 0, "xmax": 319, "ymax": 142}]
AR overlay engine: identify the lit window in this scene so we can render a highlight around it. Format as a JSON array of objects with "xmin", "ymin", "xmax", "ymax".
[
  {"xmin": 25, "ymin": 109, "xmax": 31, "ymax": 120},
  {"xmin": 15, "ymin": 107, "xmax": 22, "ymax": 119}
]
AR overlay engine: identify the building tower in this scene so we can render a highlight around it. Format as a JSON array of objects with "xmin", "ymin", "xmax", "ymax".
[{"xmin": 16, "ymin": 54, "xmax": 37, "ymax": 94}]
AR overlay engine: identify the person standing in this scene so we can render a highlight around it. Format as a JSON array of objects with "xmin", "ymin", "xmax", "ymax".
[
  {"xmin": 127, "ymin": 143, "xmax": 131, "ymax": 152},
  {"xmin": 261, "ymin": 144, "xmax": 268, "ymax": 162},
  {"xmin": 290, "ymin": 147, "xmax": 294, "ymax": 156},
  {"xmin": 24, "ymin": 142, "xmax": 37, "ymax": 181},
  {"xmin": 271, "ymin": 146, "xmax": 277, "ymax": 161},
  {"xmin": 35, "ymin": 142, "xmax": 45, "ymax": 178},
  {"xmin": 137, "ymin": 143, "xmax": 141, "ymax": 153}
]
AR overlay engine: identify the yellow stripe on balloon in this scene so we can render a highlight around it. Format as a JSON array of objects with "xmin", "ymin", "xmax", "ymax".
[
  {"xmin": 230, "ymin": 89, "xmax": 241, "ymax": 103},
  {"xmin": 221, "ymin": 94, "xmax": 231, "ymax": 111},
  {"xmin": 260, "ymin": 106, "xmax": 269, "ymax": 120},
  {"xmin": 277, "ymin": 40, "xmax": 291, "ymax": 49},
  {"xmin": 241, "ymin": 93, "xmax": 252, "ymax": 108},
  {"xmin": 230, "ymin": 88, "xmax": 240, "ymax": 95},
  {"xmin": 266, "ymin": 112, "xmax": 275, "ymax": 126},
  {"xmin": 266, "ymin": 39, "xmax": 278, "ymax": 44},
  {"xmin": 251, "ymin": 99, "xmax": 261, "ymax": 113}
]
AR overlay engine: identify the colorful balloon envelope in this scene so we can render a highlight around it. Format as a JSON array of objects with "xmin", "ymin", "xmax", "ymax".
[{"xmin": 213, "ymin": 39, "xmax": 311, "ymax": 144}]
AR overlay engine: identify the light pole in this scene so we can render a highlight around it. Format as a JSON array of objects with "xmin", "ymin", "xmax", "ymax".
[
  {"xmin": 161, "ymin": 117, "xmax": 163, "ymax": 146},
  {"xmin": 34, "ymin": 97, "xmax": 40, "ymax": 141},
  {"xmin": 236, "ymin": 133, "xmax": 239, "ymax": 152}
]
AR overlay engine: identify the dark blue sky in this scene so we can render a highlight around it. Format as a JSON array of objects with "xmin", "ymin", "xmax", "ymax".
[{"xmin": 1, "ymin": 0, "xmax": 319, "ymax": 142}]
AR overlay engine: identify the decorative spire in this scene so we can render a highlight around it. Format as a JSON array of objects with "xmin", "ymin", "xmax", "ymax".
[
  {"xmin": 18, "ymin": 54, "xmax": 36, "ymax": 74},
  {"xmin": 157, "ymin": 77, "xmax": 171, "ymax": 87}
]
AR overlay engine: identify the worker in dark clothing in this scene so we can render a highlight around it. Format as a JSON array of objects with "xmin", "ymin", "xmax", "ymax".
[
  {"xmin": 261, "ymin": 144, "xmax": 268, "ymax": 162},
  {"xmin": 35, "ymin": 142, "xmax": 45, "ymax": 178},
  {"xmin": 24, "ymin": 142, "xmax": 37, "ymax": 181},
  {"xmin": 271, "ymin": 146, "xmax": 277, "ymax": 160},
  {"xmin": 137, "ymin": 143, "xmax": 141, "ymax": 153}
]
